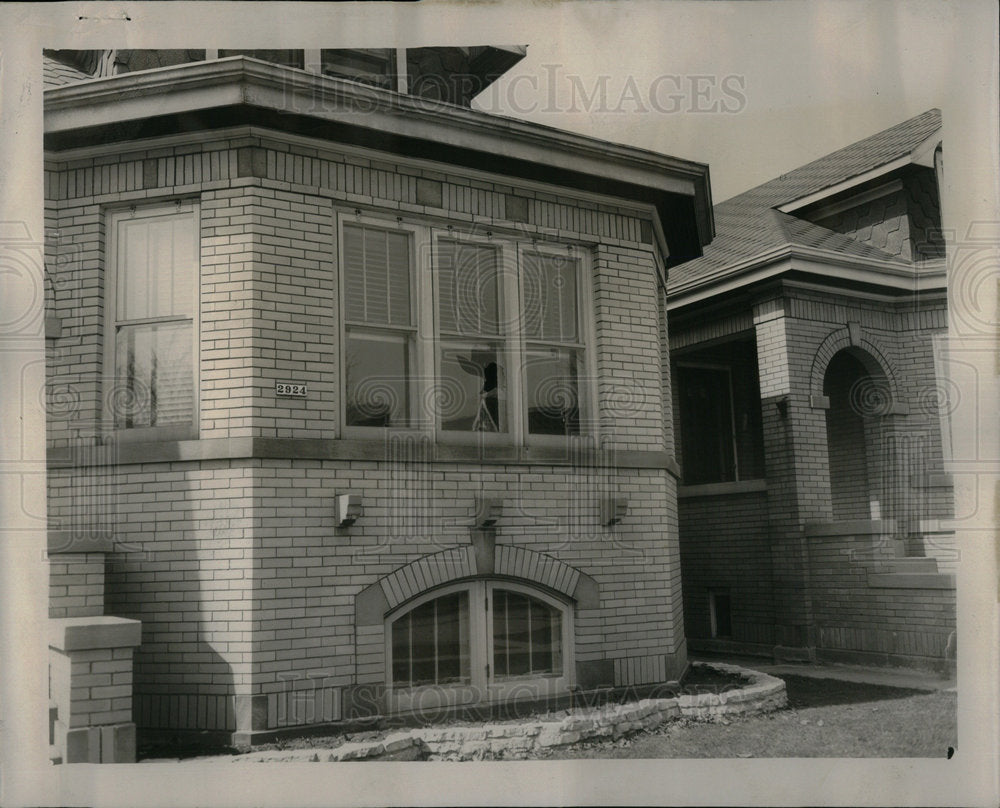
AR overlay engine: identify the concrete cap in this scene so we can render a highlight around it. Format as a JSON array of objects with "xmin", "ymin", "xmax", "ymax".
[{"xmin": 50, "ymin": 616, "xmax": 141, "ymax": 651}]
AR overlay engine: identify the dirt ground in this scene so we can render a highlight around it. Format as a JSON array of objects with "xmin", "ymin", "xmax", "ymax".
[{"xmin": 536, "ymin": 676, "xmax": 957, "ymax": 759}]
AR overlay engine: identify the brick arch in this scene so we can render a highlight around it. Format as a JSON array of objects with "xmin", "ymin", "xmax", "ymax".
[
  {"xmin": 355, "ymin": 544, "xmax": 599, "ymax": 626},
  {"xmin": 809, "ymin": 326, "xmax": 899, "ymax": 404}
]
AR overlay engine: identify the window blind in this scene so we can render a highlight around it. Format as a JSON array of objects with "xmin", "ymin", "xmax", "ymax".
[{"xmin": 343, "ymin": 224, "xmax": 412, "ymax": 327}]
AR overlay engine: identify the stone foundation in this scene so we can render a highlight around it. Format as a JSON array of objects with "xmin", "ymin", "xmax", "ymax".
[{"xmin": 230, "ymin": 663, "xmax": 787, "ymax": 762}]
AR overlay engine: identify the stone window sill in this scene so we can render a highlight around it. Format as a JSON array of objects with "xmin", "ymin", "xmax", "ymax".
[{"xmin": 678, "ymin": 479, "xmax": 767, "ymax": 498}]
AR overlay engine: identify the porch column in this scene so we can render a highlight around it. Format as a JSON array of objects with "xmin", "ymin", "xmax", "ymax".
[{"xmin": 753, "ymin": 297, "xmax": 823, "ymax": 659}]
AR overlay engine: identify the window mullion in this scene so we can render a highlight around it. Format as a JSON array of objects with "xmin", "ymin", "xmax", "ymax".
[{"xmin": 433, "ymin": 598, "xmax": 439, "ymax": 684}]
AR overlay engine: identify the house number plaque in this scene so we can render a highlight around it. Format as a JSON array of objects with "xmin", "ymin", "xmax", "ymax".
[{"xmin": 275, "ymin": 382, "xmax": 308, "ymax": 398}]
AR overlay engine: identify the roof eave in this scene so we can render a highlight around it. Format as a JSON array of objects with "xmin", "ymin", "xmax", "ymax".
[
  {"xmin": 776, "ymin": 127, "xmax": 942, "ymax": 214},
  {"xmin": 44, "ymin": 56, "xmax": 714, "ymax": 251},
  {"xmin": 667, "ymin": 248, "xmax": 945, "ymax": 311}
]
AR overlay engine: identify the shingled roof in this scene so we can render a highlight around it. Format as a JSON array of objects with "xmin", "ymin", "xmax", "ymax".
[
  {"xmin": 43, "ymin": 54, "xmax": 94, "ymax": 89},
  {"xmin": 670, "ymin": 109, "xmax": 942, "ymax": 292}
]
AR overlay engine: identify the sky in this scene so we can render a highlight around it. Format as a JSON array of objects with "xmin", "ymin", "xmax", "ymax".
[{"xmin": 466, "ymin": 1, "xmax": 991, "ymax": 201}]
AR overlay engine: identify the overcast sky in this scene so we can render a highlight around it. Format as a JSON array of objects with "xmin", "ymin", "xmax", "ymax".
[
  {"xmin": 465, "ymin": 0, "xmax": 987, "ymax": 202},
  {"xmin": 17, "ymin": 0, "xmax": 996, "ymax": 206}
]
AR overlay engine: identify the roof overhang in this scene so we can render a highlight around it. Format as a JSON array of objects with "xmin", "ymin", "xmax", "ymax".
[
  {"xmin": 44, "ymin": 56, "xmax": 714, "ymax": 262},
  {"xmin": 667, "ymin": 248, "xmax": 946, "ymax": 312},
  {"xmin": 776, "ymin": 128, "xmax": 942, "ymax": 215}
]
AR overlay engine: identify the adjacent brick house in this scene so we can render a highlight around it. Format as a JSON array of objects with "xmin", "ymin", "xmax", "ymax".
[
  {"xmin": 42, "ymin": 48, "xmax": 714, "ymax": 753},
  {"xmin": 668, "ymin": 110, "xmax": 956, "ymax": 671}
]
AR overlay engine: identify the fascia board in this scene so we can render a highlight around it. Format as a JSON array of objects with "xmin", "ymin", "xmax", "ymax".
[
  {"xmin": 44, "ymin": 57, "xmax": 708, "ymax": 201},
  {"xmin": 776, "ymin": 127, "xmax": 942, "ymax": 214},
  {"xmin": 667, "ymin": 249, "xmax": 945, "ymax": 311}
]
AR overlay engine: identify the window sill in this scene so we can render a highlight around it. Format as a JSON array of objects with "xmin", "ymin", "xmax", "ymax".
[
  {"xmin": 867, "ymin": 572, "xmax": 956, "ymax": 590},
  {"xmin": 48, "ymin": 435, "xmax": 674, "ymax": 469},
  {"xmin": 678, "ymin": 479, "xmax": 767, "ymax": 498}
]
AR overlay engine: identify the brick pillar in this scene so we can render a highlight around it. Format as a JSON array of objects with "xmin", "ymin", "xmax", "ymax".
[
  {"xmin": 49, "ymin": 616, "xmax": 141, "ymax": 763},
  {"xmin": 753, "ymin": 298, "xmax": 819, "ymax": 660},
  {"xmin": 48, "ymin": 533, "xmax": 117, "ymax": 618}
]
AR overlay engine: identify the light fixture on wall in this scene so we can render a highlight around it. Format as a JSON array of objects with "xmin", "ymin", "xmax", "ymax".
[
  {"xmin": 335, "ymin": 494, "xmax": 363, "ymax": 527},
  {"xmin": 601, "ymin": 497, "xmax": 628, "ymax": 526},
  {"xmin": 474, "ymin": 497, "xmax": 502, "ymax": 528}
]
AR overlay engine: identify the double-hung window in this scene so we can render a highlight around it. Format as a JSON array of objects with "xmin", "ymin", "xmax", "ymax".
[
  {"xmin": 339, "ymin": 213, "xmax": 593, "ymax": 443},
  {"xmin": 521, "ymin": 247, "xmax": 585, "ymax": 437},
  {"xmin": 342, "ymin": 221, "xmax": 419, "ymax": 428},
  {"xmin": 435, "ymin": 237, "xmax": 510, "ymax": 437},
  {"xmin": 105, "ymin": 202, "xmax": 199, "ymax": 440}
]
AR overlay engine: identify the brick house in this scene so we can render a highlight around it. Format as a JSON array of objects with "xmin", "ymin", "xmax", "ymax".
[
  {"xmin": 668, "ymin": 110, "xmax": 956, "ymax": 671},
  {"xmin": 42, "ymin": 48, "xmax": 713, "ymax": 757}
]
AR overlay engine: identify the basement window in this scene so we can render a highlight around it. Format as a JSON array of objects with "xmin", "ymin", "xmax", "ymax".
[{"xmin": 709, "ymin": 590, "xmax": 732, "ymax": 639}]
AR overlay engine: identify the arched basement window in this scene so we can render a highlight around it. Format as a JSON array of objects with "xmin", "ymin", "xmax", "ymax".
[
  {"xmin": 391, "ymin": 590, "xmax": 471, "ymax": 688},
  {"xmin": 386, "ymin": 580, "xmax": 573, "ymax": 713}
]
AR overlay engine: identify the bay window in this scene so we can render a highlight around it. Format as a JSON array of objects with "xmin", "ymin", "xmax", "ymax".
[
  {"xmin": 105, "ymin": 202, "xmax": 199, "ymax": 439},
  {"xmin": 339, "ymin": 213, "xmax": 593, "ymax": 443}
]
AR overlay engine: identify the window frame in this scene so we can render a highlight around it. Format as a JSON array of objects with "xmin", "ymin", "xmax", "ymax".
[
  {"xmin": 676, "ymin": 360, "xmax": 739, "ymax": 484},
  {"xmin": 338, "ymin": 213, "xmax": 432, "ymax": 436},
  {"xmin": 336, "ymin": 210, "xmax": 598, "ymax": 447},
  {"xmin": 102, "ymin": 200, "xmax": 201, "ymax": 442},
  {"xmin": 431, "ymin": 230, "xmax": 521, "ymax": 445},
  {"xmin": 518, "ymin": 241, "xmax": 598, "ymax": 447},
  {"xmin": 384, "ymin": 579, "xmax": 575, "ymax": 714}
]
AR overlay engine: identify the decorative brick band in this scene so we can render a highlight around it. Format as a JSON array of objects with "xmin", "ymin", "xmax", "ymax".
[{"xmin": 613, "ymin": 654, "xmax": 668, "ymax": 687}]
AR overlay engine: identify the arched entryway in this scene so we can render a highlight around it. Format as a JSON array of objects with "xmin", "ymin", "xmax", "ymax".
[{"xmin": 823, "ymin": 348, "xmax": 891, "ymax": 521}]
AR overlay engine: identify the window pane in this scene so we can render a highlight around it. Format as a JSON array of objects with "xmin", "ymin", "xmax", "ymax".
[
  {"xmin": 321, "ymin": 49, "xmax": 396, "ymax": 88},
  {"xmin": 678, "ymin": 366, "xmax": 736, "ymax": 484},
  {"xmin": 409, "ymin": 600, "xmax": 437, "ymax": 686},
  {"xmin": 522, "ymin": 253, "xmax": 578, "ymax": 342},
  {"xmin": 391, "ymin": 613, "xmax": 411, "ymax": 685},
  {"xmin": 437, "ymin": 241, "xmax": 500, "ymax": 336},
  {"xmin": 525, "ymin": 347, "xmax": 580, "ymax": 435},
  {"xmin": 435, "ymin": 592, "xmax": 470, "ymax": 684},
  {"xmin": 118, "ymin": 213, "xmax": 196, "ymax": 320},
  {"xmin": 342, "ymin": 224, "xmax": 411, "ymax": 327},
  {"xmin": 345, "ymin": 331, "xmax": 411, "ymax": 427},
  {"xmin": 391, "ymin": 591, "xmax": 470, "ymax": 688},
  {"xmin": 493, "ymin": 589, "xmax": 562, "ymax": 678},
  {"xmin": 439, "ymin": 343, "xmax": 504, "ymax": 432},
  {"xmin": 113, "ymin": 321, "xmax": 193, "ymax": 428},
  {"xmin": 530, "ymin": 599, "xmax": 561, "ymax": 673}
]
